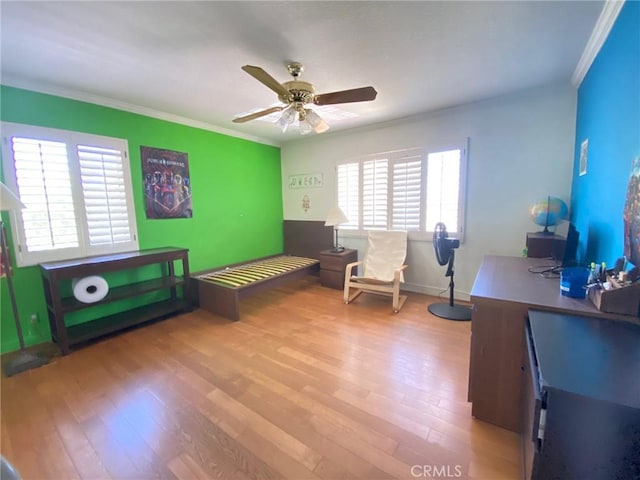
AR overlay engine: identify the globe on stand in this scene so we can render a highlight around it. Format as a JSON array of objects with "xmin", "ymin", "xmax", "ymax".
[{"xmin": 530, "ymin": 196, "xmax": 568, "ymax": 234}]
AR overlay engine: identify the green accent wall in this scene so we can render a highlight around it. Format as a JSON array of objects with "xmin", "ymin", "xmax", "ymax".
[{"xmin": 0, "ymin": 85, "xmax": 282, "ymax": 353}]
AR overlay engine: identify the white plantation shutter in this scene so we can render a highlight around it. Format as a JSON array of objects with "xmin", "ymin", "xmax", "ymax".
[
  {"xmin": 11, "ymin": 137, "xmax": 80, "ymax": 253},
  {"xmin": 78, "ymin": 145, "xmax": 132, "ymax": 246},
  {"xmin": 337, "ymin": 162, "xmax": 359, "ymax": 229},
  {"xmin": 2, "ymin": 123, "xmax": 139, "ymax": 266},
  {"xmin": 362, "ymin": 158, "xmax": 388, "ymax": 230},
  {"xmin": 425, "ymin": 149, "xmax": 461, "ymax": 233},
  {"xmin": 391, "ymin": 155, "xmax": 422, "ymax": 231},
  {"xmin": 335, "ymin": 143, "xmax": 466, "ymax": 238}
]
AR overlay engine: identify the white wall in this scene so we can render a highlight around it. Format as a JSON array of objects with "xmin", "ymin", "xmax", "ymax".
[{"xmin": 281, "ymin": 83, "xmax": 577, "ymax": 300}]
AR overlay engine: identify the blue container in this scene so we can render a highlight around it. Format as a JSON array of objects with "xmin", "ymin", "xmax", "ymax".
[{"xmin": 560, "ymin": 267, "xmax": 590, "ymax": 298}]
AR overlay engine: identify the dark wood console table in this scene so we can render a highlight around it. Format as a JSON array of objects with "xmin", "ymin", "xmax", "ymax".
[
  {"xmin": 469, "ymin": 255, "xmax": 637, "ymax": 433},
  {"xmin": 40, "ymin": 247, "xmax": 190, "ymax": 355}
]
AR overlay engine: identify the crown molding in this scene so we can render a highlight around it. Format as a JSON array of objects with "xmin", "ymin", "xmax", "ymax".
[
  {"xmin": 571, "ymin": 0, "xmax": 625, "ymax": 87},
  {"xmin": 0, "ymin": 77, "xmax": 280, "ymax": 148}
]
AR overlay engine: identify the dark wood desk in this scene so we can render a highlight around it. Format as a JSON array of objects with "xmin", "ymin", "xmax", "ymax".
[
  {"xmin": 523, "ymin": 311, "xmax": 640, "ymax": 479},
  {"xmin": 468, "ymin": 255, "xmax": 637, "ymax": 433}
]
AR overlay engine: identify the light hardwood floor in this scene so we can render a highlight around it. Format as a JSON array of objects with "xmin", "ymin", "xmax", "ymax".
[{"xmin": 1, "ymin": 277, "xmax": 520, "ymax": 480}]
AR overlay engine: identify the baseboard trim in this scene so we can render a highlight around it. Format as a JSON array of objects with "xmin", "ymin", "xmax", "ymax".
[{"xmin": 403, "ymin": 282, "xmax": 471, "ymax": 302}]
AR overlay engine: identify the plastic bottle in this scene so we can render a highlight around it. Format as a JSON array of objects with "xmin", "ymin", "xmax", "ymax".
[{"xmin": 589, "ymin": 262, "xmax": 596, "ymax": 283}]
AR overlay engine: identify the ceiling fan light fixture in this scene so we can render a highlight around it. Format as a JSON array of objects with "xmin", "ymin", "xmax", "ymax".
[
  {"xmin": 304, "ymin": 108, "xmax": 321, "ymax": 126},
  {"xmin": 299, "ymin": 119, "xmax": 313, "ymax": 135},
  {"xmin": 282, "ymin": 105, "xmax": 297, "ymax": 123},
  {"xmin": 278, "ymin": 105, "xmax": 297, "ymax": 132},
  {"xmin": 277, "ymin": 114, "xmax": 289, "ymax": 132},
  {"xmin": 304, "ymin": 108, "xmax": 330, "ymax": 134},
  {"xmin": 313, "ymin": 120, "xmax": 330, "ymax": 134}
]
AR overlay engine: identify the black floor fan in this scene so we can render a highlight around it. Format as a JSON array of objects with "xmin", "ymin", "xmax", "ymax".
[{"xmin": 428, "ymin": 222, "xmax": 472, "ymax": 321}]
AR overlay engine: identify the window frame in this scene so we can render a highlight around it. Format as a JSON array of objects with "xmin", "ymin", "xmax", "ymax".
[
  {"xmin": 424, "ymin": 139, "xmax": 468, "ymax": 241},
  {"xmin": 336, "ymin": 140, "xmax": 468, "ymax": 242},
  {"xmin": 1, "ymin": 122, "xmax": 139, "ymax": 266}
]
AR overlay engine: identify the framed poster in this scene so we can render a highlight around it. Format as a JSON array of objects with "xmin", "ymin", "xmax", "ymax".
[
  {"xmin": 141, "ymin": 146, "xmax": 192, "ymax": 219},
  {"xmin": 624, "ymin": 156, "xmax": 640, "ymax": 266}
]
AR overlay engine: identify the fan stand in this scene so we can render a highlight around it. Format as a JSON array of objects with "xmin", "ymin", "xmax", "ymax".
[{"xmin": 428, "ymin": 249, "xmax": 472, "ymax": 321}]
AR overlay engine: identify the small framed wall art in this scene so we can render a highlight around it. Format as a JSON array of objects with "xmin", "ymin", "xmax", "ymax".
[{"xmin": 579, "ymin": 139, "xmax": 588, "ymax": 176}]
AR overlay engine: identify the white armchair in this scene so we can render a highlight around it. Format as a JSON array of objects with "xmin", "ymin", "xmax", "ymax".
[{"xmin": 343, "ymin": 230, "xmax": 408, "ymax": 313}]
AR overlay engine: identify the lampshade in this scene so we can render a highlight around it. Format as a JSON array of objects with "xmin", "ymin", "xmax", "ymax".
[
  {"xmin": 0, "ymin": 182, "xmax": 25, "ymax": 212},
  {"xmin": 325, "ymin": 206, "xmax": 349, "ymax": 226}
]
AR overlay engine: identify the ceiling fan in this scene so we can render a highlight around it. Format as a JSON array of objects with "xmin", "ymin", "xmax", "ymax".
[{"xmin": 232, "ymin": 62, "xmax": 377, "ymax": 134}]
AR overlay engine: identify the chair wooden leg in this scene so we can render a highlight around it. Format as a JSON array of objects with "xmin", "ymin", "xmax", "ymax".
[
  {"xmin": 392, "ymin": 281, "xmax": 408, "ymax": 313},
  {"xmin": 393, "ymin": 295, "xmax": 408, "ymax": 313},
  {"xmin": 345, "ymin": 287, "xmax": 363, "ymax": 304},
  {"xmin": 343, "ymin": 279, "xmax": 350, "ymax": 304},
  {"xmin": 393, "ymin": 282, "xmax": 400, "ymax": 311}
]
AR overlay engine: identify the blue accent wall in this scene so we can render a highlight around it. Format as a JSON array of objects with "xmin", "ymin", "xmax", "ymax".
[{"xmin": 571, "ymin": 1, "xmax": 640, "ymax": 265}]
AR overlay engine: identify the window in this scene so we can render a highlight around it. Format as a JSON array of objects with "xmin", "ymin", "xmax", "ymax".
[
  {"xmin": 336, "ymin": 142, "xmax": 467, "ymax": 239},
  {"xmin": 425, "ymin": 149, "xmax": 463, "ymax": 233},
  {"xmin": 337, "ymin": 161, "xmax": 358, "ymax": 229},
  {"xmin": 2, "ymin": 123, "xmax": 139, "ymax": 266}
]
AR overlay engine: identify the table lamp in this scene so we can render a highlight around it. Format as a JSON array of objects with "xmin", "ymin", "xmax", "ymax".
[
  {"xmin": 1, "ymin": 181, "xmax": 50, "ymax": 376},
  {"xmin": 324, "ymin": 206, "xmax": 349, "ymax": 252}
]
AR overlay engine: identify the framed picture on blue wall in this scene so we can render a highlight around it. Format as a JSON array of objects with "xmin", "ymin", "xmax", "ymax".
[{"xmin": 579, "ymin": 139, "xmax": 588, "ymax": 176}]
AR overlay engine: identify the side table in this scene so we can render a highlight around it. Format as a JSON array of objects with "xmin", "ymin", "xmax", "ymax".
[
  {"xmin": 319, "ymin": 249, "xmax": 358, "ymax": 289},
  {"xmin": 526, "ymin": 232, "xmax": 566, "ymax": 259}
]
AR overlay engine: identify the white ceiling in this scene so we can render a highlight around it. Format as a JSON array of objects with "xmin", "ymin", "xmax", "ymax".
[{"xmin": 1, "ymin": 1, "xmax": 604, "ymax": 146}]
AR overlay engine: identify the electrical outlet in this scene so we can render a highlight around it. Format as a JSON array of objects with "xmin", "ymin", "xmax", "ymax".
[{"xmin": 30, "ymin": 313, "xmax": 38, "ymax": 324}]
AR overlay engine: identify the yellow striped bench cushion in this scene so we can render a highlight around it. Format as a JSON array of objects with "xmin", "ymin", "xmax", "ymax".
[{"xmin": 196, "ymin": 256, "xmax": 318, "ymax": 288}]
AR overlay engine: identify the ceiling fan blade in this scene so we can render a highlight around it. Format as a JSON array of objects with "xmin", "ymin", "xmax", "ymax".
[
  {"xmin": 313, "ymin": 86, "xmax": 377, "ymax": 106},
  {"xmin": 232, "ymin": 106, "xmax": 284, "ymax": 123},
  {"xmin": 242, "ymin": 65, "xmax": 291, "ymax": 100}
]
